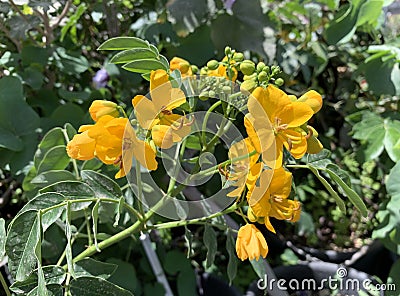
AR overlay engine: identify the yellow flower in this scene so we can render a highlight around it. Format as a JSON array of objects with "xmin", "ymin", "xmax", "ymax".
[
  {"xmin": 248, "ymin": 167, "xmax": 301, "ymax": 233},
  {"xmin": 304, "ymin": 125, "xmax": 323, "ymax": 154},
  {"xmin": 66, "ymin": 131, "xmax": 96, "ymax": 160},
  {"xmin": 170, "ymin": 57, "xmax": 192, "ymax": 77},
  {"xmin": 247, "ymin": 85, "xmax": 314, "ymax": 168},
  {"xmin": 236, "ymin": 224, "xmax": 268, "ymax": 261},
  {"xmin": 132, "ymin": 69, "xmax": 190, "ymax": 149},
  {"xmin": 67, "ymin": 115, "xmax": 157, "ymax": 178},
  {"xmin": 207, "ymin": 57, "xmax": 238, "ymax": 81},
  {"xmin": 227, "ymin": 138, "xmax": 262, "ymax": 198},
  {"xmin": 89, "ymin": 100, "xmax": 119, "ymax": 122}
]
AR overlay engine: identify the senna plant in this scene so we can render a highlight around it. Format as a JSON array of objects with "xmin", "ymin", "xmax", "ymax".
[{"xmin": 1, "ymin": 37, "xmax": 368, "ymax": 295}]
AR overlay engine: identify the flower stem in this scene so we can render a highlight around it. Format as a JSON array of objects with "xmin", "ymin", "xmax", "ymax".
[
  {"xmin": 69, "ymin": 196, "xmax": 168, "ymax": 265},
  {"xmin": 201, "ymin": 100, "xmax": 222, "ymax": 146},
  {"xmin": 62, "ymin": 129, "xmax": 80, "ymax": 178},
  {"xmin": 0, "ymin": 271, "xmax": 10, "ymax": 296}
]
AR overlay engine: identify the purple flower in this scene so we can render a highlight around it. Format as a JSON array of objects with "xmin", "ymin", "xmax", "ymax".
[
  {"xmin": 224, "ymin": 0, "xmax": 236, "ymax": 10},
  {"xmin": 93, "ymin": 68, "xmax": 109, "ymax": 89}
]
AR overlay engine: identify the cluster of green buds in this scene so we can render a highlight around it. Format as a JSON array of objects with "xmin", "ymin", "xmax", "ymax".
[{"xmin": 240, "ymin": 62, "xmax": 283, "ymax": 93}]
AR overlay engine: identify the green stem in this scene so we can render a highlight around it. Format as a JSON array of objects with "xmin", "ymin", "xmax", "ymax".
[
  {"xmin": 201, "ymin": 100, "xmax": 222, "ymax": 146},
  {"xmin": 151, "ymin": 202, "xmax": 239, "ymax": 230},
  {"xmin": 135, "ymin": 159, "xmax": 144, "ymax": 219},
  {"xmin": 286, "ymin": 164, "xmax": 309, "ymax": 169},
  {"xmin": 0, "ymin": 271, "xmax": 10, "ymax": 296},
  {"xmin": 84, "ymin": 209, "xmax": 93, "ymax": 247},
  {"xmin": 69, "ymin": 196, "xmax": 168, "ymax": 264}
]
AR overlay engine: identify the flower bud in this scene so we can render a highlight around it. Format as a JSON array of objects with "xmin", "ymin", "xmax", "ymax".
[
  {"xmin": 170, "ymin": 57, "xmax": 191, "ymax": 74},
  {"xmin": 240, "ymin": 60, "xmax": 256, "ymax": 75},
  {"xmin": 222, "ymin": 85, "xmax": 232, "ymax": 94},
  {"xmin": 275, "ymin": 78, "xmax": 284, "ymax": 86},
  {"xmin": 233, "ymin": 52, "xmax": 244, "ymax": 62},
  {"xmin": 257, "ymin": 71, "xmax": 268, "ymax": 82},
  {"xmin": 307, "ymin": 135, "xmax": 323, "ymax": 154},
  {"xmin": 200, "ymin": 67, "xmax": 208, "ymax": 75},
  {"xmin": 256, "ymin": 62, "xmax": 266, "ymax": 72},
  {"xmin": 208, "ymin": 90, "xmax": 216, "ymax": 98},
  {"xmin": 89, "ymin": 100, "xmax": 119, "ymax": 122},
  {"xmin": 224, "ymin": 46, "xmax": 232, "ymax": 56},
  {"xmin": 243, "ymin": 73, "xmax": 257, "ymax": 81},
  {"xmin": 207, "ymin": 60, "xmax": 219, "ymax": 70},
  {"xmin": 191, "ymin": 65, "xmax": 199, "ymax": 74},
  {"xmin": 240, "ymin": 79, "xmax": 257, "ymax": 93},
  {"xmin": 199, "ymin": 92, "xmax": 209, "ymax": 101},
  {"xmin": 262, "ymin": 66, "xmax": 270, "ymax": 73},
  {"xmin": 297, "ymin": 90, "xmax": 323, "ymax": 113}
]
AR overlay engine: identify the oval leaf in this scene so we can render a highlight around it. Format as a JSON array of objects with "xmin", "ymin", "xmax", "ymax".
[
  {"xmin": 81, "ymin": 170, "xmax": 122, "ymax": 200},
  {"xmin": 122, "ymin": 59, "xmax": 167, "ymax": 74},
  {"xmin": 69, "ymin": 276, "xmax": 134, "ymax": 296},
  {"xmin": 6, "ymin": 210, "xmax": 41, "ymax": 281},
  {"xmin": 326, "ymin": 168, "xmax": 368, "ymax": 217},
  {"xmin": 110, "ymin": 48, "xmax": 158, "ymax": 64},
  {"xmin": 98, "ymin": 37, "xmax": 149, "ymax": 50}
]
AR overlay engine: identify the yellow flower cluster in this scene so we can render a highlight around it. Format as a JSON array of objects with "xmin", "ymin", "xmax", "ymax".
[
  {"xmin": 232, "ymin": 84, "xmax": 323, "ymax": 261},
  {"xmin": 66, "ymin": 101, "xmax": 157, "ymax": 178}
]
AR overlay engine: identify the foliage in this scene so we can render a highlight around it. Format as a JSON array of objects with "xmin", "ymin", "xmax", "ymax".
[{"xmin": 0, "ymin": 0, "xmax": 399, "ymax": 295}]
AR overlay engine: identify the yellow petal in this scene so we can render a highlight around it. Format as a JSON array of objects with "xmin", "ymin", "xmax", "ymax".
[
  {"xmin": 151, "ymin": 125, "xmax": 174, "ymax": 149},
  {"xmin": 66, "ymin": 131, "xmax": 96, "ymax": 160},
  {"xmin": 132, "ymin": 95, "xmax": 158, "ymax": 130},
  {"xmin": 268, "ymin": 167, "xmax": 292, "ymax": 199},
  {"xmin": 277, "ymin": 101, "xmax": 314, "ymax": 128},
  {"xmin": 298, "ymin": 90, "xmax": 323, "ymax": 114},
  {"xmin": 150, "ymin": 69, "xmax": 169, "ymax": 92}
]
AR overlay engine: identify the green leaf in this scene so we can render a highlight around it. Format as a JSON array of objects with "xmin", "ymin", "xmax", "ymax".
[
  {"xmin": 326, "ymin": 168, "xmax": 368, "ymax": 217},
  {"xmin": 6, "ymin": 210, "xmax": 41, "ymax": 281},
  {"xmin": 164, "ymin": 250, "xmax": 191, "ymax": 275},
  {"xmin": 81, "ymin": 170, "xmax": 122, "ymax": 200},
  {"xmin": 356, "ymin": 0, "xmax": 384, "ymax": 27},
  {"xmin": 54, "ymin": 48, "xmax": 89, "ymax": 74},
  {"xmin": 0, "ymin": 218, "xmax": 5, "ymax": 261},
  {"xmin": 106, "ymin": 258, "xmax": 137, "ymax": 293},
  {"xmin": 37, "ymin": 145, "xmax": 70, "ymax": 174},
  {"xmin": 122, "ymin": 59, "xmax": 167, "ymax": 74},
  {"xmin": 60, "ymin": 3, "xmax": 87, "ymax": 42},
  {"xmin": 226, "ymin": 229, "xmax": 237, "ymax": 285},
  {"xmin": 31, "ymin": 170, "xmax": 76, "ymax": 188},
  {"xmin": 10, "ymin": 265, "xmax": 66, "ymax": 294},
  {"xmin": 39, "ymin": 181, "xmax": 95, "ymax": 210},
  {"xmin": 0, "ymin": 76, "xmax": 24, "ymax": 101},
  {"xmin": 74, "ymin": 258, "xmax": 117, "ymax": 279},
  {"xmin": 17, "ymin": 192, "xmax": 65, "ymax": 231},
  {"xmin": 98, "ymin": 37, "xmax": 150, "ymax": 50},
  {"xmin": 177, "ymin": 268, "xmax": 196, "ymax": 296},
  {"xmin": 110, "ymin": 48, "xmax": 158, "ymax": 64},
  {"xmin": 69, "ymin": 276, "xmax": 134, "ymax": 295},
  {"xmin": 0, "ymin": 126, "xmax": 24, "ymax": 151},
  {"xmin": 384, "ymin": 120, "xmax": 400, "ymax": 162},
  {"xmin": 64, "ymin": 123, "xmax": 77, "ymax": 140},
  {"xmin": 34, "ymin": 128, "xmax": 65, "ymax": 168},
  {"xmin": 114, "ymin": 196, "xmax": 124, "ymax": 227},
  {"xmin": 250, "ymin": 258, "xmax": 268, "ymax": 279},
  {"xmin": 386, "ymin": 162, "xmax": 400, "ymax": 196},
  {"xmin": 203, "ymin": 224, "xmax": 217, "ymax": 268},
  {"xmin": 308, "ymin": 165, "xmax": 346, "ymax": 213}
]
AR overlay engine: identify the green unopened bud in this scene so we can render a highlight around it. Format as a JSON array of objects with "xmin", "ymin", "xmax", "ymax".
[
  {"xmin": 208, "ymin": 90, "xmax": 216, "ymax": 98},
  {"xmin": 257, "ymin": 62, "xmax": 266, "ymax": 72},
  {"xmin": 191, "ymin": 65, "xmax": 199, "ymax": 74},
  {"xmin": 240, "ymin": 79, "xmax": 257, "ymax": 93},
  {"xmin": 207, "ymin": 60, "xmax": 219, "ymax": 70},
  {"xmin": 271, "ymin": 65, "xmax": 281, "ymax": 75},
  {"xmin": 240, "ymin": 60, "xmax": 256, "ymax": 75},
  {"xmin": 233, "ymin": 52, "xmax": 244, "ymax": 62},
  {"xmin": 200, "ymin": 67, "xmax": 208, "ymax": 75},
  {"xmin": 257, "ymin": 71, "xmax": 268, "ymax": 82},
  {"xmin": 243, "ymin": 73, "xmax": 257, "ymax": 81},
  {"xmin": 224, "ymin": 46, "xmax": 232, "ymax": 56},
  {"xmin": 199, "ymin": 92, "xmax": 209, "ymax": 101},
  {"xmin": 222, "ymin": 85, "xmax": 232, "ymax": 94},
  {"xmin": 275, "ymin": 78, "xmax": 284, "ymax": 86},
  {"xmin": 262, "ymin": 66, "xmax": 270, "ymax": 73}
]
